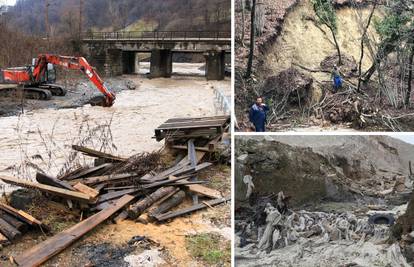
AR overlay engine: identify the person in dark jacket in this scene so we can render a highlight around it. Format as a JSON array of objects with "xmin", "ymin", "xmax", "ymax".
[
  {"xmin": 249, "ymin": 96, "xmax": 269, "ymax": 132},
  {"xmin": 331, "ymin": 64, "xmax": 343, "ymax": 92}
]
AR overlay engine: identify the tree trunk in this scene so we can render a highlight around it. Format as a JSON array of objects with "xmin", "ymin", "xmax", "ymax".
[
  {"xmin": 245, "ymin": 0, "xmax": 256, "ymax": 78},
  {"xmin": 241, "ymin": 0, "xmax": 245, "ymax": 47},
  {"xmin": 357, "ymin": 1, "xmax": 377, "ymax": 92},
  {"xmin": 330, "ymin": 27, "xmax": 342, "ymax": 66},
  {"xmin": 405, "ymin": 47, "xmax": 414, "ymax": 106},
  {"xmin": 255, "ymin": 0, "xmax": 265, "ymax": 37}
]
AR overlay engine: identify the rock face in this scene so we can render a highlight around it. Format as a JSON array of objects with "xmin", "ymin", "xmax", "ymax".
[
  {"xmin": 235, "ymin": 136, "xmax": 414, "ymax": 206},
  {"xmin": 235, "ymin": 138, "xmax": 350, "ymax": 206}
]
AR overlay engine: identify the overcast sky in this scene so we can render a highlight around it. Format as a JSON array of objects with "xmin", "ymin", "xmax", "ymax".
[
  {"xmin": 1, "ymin": 0, "xmax": 16, "ymax": 6},
  {"xmin": 392, "ymin": 135, "xmax": 414, "ymax": 145}
]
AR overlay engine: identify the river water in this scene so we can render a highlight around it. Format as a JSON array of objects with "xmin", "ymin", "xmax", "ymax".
[{"xmin": 0, "ymin": 68, "xmax": 230, "ymax": 185}]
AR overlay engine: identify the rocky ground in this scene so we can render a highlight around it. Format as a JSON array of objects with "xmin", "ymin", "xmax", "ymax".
[{"xmin": 235, "ymin": 136, "xmax": 414, "ymax": 266}]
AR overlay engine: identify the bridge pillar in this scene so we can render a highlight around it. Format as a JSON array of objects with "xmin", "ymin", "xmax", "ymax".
[
  {"xmin": 122, "ymin": 51, "xmax": 136, "ymax": 74},
  {"xmin": 204, "ymin": 50, "xmax": 225, "ymax": 80},
  {"xmin": 104, "ymin": 49, "xmax": 123, "ymax": 76},
  {"xmin": 149, "ymin": 49, "xmax": 172, "ymax": 78}
]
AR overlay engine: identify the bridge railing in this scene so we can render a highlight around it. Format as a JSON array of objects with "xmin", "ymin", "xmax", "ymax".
[{"xmin": 82, "ymin": 31, "xmax": 231, "ymax": 41}]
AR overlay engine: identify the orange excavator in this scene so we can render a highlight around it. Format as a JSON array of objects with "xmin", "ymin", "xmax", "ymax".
[{"xmin": 0, "ymin": 54, "xmax": 116, "ymax": 107}]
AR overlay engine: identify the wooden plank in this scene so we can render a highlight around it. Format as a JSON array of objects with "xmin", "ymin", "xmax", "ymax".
[
  {"xmin": 65, "ymin": 163, "xmax": 113, "ymax": 180},
  {"xmin": 77, "ymin": 173, "xmax": 137, "ymax": 186},
  {"xmin": 188, "ymin": 139, "xmax": 198, "ymax": 204},
  {"xmin": 172, "ymin": 145, "xmax": 212, "ymax": 152},
  {"xmin": 185, "ymin": 184, "xmax": 222, "ymax": 199},
  {"xmin": 96, "ymin": 189, "xmax": 138, "ymax": 204},
  {"xmin": 0, "ymin": 203, "xmax": 44, "ymax": 227},
  {"xmin": 162, "ymin": 115, "xmax": 229, "ymax": 124},
  {"xmin": 36, "ymin": 172, "xmax": 75, "ymax": 191},
  {"xmin": 72, "ymin": 145, "xmax": 127, "ymax": 162},
  {"xmin": 73, "ymin": 183, "xmax": 99, "ymax": 199},
  {"xmin": 0, "ymin": 217, "xmax": 21, "ymax": 240},
  {"xmin": 13, "ymin": 194, "xmax": 135, "ymax": 267},
  {"xmin": 0, "ymin": 176, "xmax": 92, "ymax": 203},
  {"xmin": 155, "ymin": 197, "xmax": 230, "ymax": 222},
  {"xmin": 159, "ymin": 119, "xmax": 228, "ymax": 128}
]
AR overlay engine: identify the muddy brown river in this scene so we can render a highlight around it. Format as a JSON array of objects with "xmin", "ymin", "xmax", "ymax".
[{"xmin": 0, "ymin": 72, "xmax": 230, "ymax": 186}]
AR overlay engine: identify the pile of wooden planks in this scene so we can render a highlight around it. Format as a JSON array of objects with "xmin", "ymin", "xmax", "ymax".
[
  {"xmin": 154, "ymin": 115, "xmax": 230, "ymax": 142},
  {"xmin": 0, "ymin": 115, "xmax": 230, "ymax": 265},
  {"xmin": 0, "ymin": 202, "xmax": 46, "ymax": 245}
]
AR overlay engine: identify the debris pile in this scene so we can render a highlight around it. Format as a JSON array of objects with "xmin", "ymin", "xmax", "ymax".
[
  {"xmin": 0, "ymin": 115, "xmax": 231, "ymax": 266},
  {"xmin": 0, "ymin": 202, "xmax": 47, "ymax": 246},
  {"xmin": 235, "ymin": 198, "xmax": 411, "ymax": 267}
]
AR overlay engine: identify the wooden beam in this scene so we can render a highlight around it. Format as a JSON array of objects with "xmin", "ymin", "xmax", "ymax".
[
  {"xmin": 13, "ymin": 194, "xmax": 135, "ymax": 267},
  {"xmin": 172, "ymin": 145, "xmax": 212, "ymax": 152},
  {"xmin": 72, "ymin": 145, "xmax": 127, "ymax": 162},
  {"xmin": 36, "ymin": 172, "xmax": 75, "ymax": 191},
  {"xmin": 65, "ymin": 163, "xmax": 113, "ymax": 180},
  {"xmin": 0, "ymin": 203, "xmax": 44, "ymax": 227},
  {"xmin": 0, "ymin": 211, "xmax": 28, "ymax": 232},
  {"xmin": 184, "ymin": 184, "xmax": 222, "ymax": 199},
  {"xmin": 0, "ymin": 217, "xmax": 21, "ymax": 240},
  {"xmin": 128, "ymin": 186, "xmax": 176, "ymax": 219},
  {"xmin": 148, "ymin": 190, "xmax": 185, "ymax": 219},
  {"xmin": 73, "ymin": 183, "xmax": 99, "ymax": 199},
  {"xmin": 0, "ymin": 176, "xmax": 92, "ymax": 203},
  {"xmin": 155, "ymin": 197, "xmax": 230, "ymax": 222},
  {"xmin": 76, "ymin": 173, "xmax": 137, "ymax": 186}
]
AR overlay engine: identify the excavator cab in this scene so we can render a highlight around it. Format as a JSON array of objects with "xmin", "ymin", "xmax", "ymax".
[{"xmin": 31, "ymin": 58, "xmax": 56, "ymax": 84}]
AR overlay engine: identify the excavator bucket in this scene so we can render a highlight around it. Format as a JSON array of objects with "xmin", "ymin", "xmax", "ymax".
[{"xmin": 88, "ymin": 95, "xmax": 113, "ymax": 107}]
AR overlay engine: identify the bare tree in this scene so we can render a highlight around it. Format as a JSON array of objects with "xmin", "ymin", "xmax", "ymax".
[
  {"xmin": 241, "ymin": 0, "xmax": 246, "ymax": 47},
  {"xmin": 245, "ymin": 0, "xmax": 256, "ymax": 78},
  {"xmin": 356, "ymin": 0, "xmax": 377, "ymax": 92},
  {"xmin": 405, "ymin": 48, "xmax": 414, "ymax": 106},
  {"xmin": 312, "ymin": 0, "xmax": 342, "ymax": 65},
  {"xmin": 255, "ymin": 0, "xmax": 265, "ymax": 37}
]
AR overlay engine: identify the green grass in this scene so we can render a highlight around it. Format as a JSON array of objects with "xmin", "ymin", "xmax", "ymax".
[{"xmin": 186, "ymin": 233, "xmax": 230, "ymax": 266}]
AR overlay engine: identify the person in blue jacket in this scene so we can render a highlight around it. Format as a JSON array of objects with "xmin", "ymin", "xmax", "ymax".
[
  {"xmin": 249, "ymin": 96, "xmax": 269, "ymax": 132},
  {"xmin": 332, "ymin": 64, "xmax": 343, "ymax": 92}
]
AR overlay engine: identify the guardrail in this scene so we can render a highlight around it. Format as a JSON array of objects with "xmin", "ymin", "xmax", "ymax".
[{"xmin": 82, "ymin": 31, "xmax": 231, "ymax": 41}]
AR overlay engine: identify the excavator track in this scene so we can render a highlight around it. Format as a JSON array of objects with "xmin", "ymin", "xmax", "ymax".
[
  {"xmin": 0, "ymin": 87, "xmax": 52, "ymax": 100},
  {"xmin": 38, "ymin": 84, "xmax": 67, "ymax": 96},
  {"xmin": 22, "ymin": 88, "xmax": 53, "ymax": 100}
]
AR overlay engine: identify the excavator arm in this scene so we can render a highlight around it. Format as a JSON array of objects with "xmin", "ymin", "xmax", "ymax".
[{"xmin": 32, "ymin": 54, "xmax": 116, "ymax": 107}]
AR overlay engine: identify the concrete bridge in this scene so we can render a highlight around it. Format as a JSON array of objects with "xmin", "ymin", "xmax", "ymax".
[{"xmin": 82, "ymin": 31, "xmax": 231, "ymax": 80}]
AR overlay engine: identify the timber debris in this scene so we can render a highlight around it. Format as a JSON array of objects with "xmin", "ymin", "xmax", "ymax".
[{"xmin": 0, "ymin": 115, "xmax": 230, "ymax": 265}]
